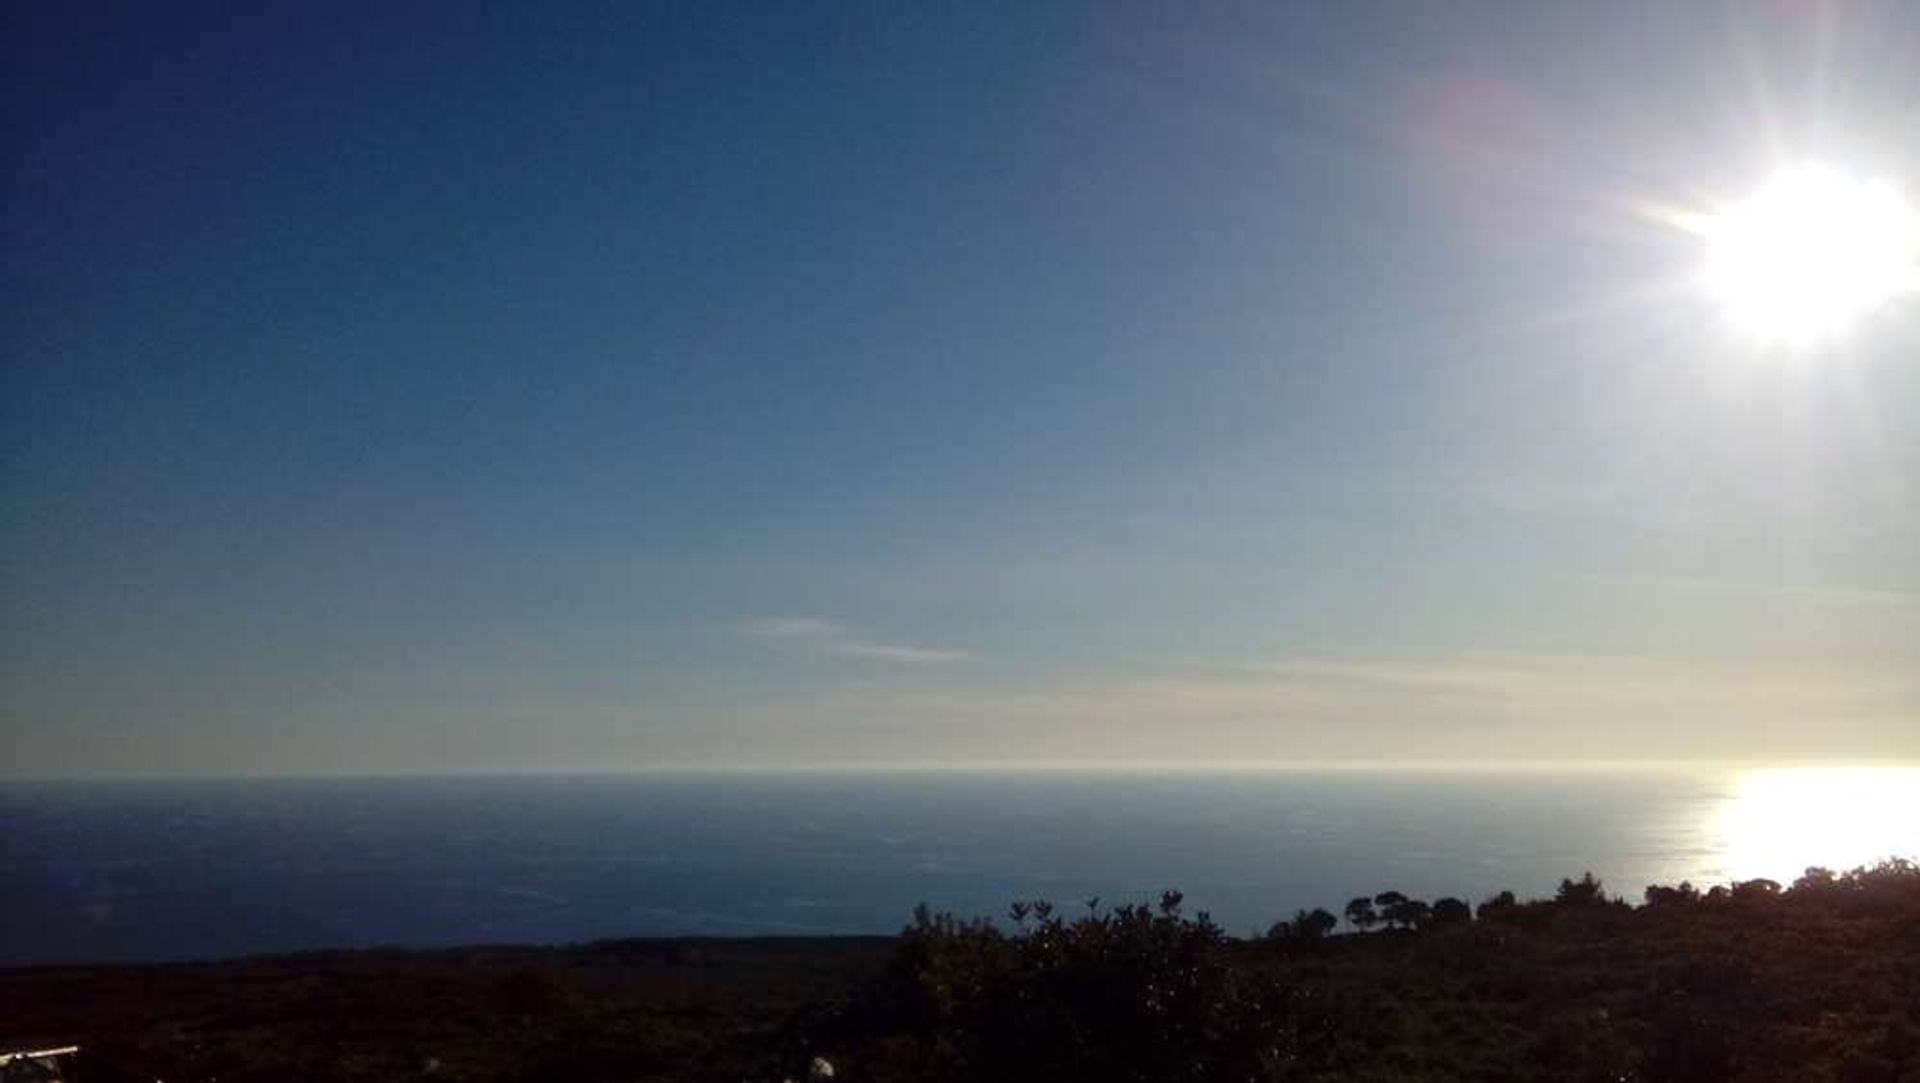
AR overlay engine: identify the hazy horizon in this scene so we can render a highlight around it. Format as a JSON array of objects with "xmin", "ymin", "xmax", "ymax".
[{"xmin": 5, "ymin": 2, "xmax": 1918, "ymax": 779}]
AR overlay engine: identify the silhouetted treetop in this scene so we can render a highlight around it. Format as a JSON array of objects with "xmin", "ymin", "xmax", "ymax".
[
  {"xmin": 1555, "ymin": 871, "xmax": 1609, "ymax": 907},
  {"xmin": 1428, "ymin": 897, "xmax": 1471, "ymax": 927}
]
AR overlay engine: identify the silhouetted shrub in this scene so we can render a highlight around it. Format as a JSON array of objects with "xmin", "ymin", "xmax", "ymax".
[
  {"xmin": 1797, "ymin": 858, "xmax": 1920, "ymax": 917},
  {"xmin": 1268, "ymin": 907, "xmax": 1338, "ymax": 942},
  {"xmin": 1344, "ymin": 895, "xmax": 1380, "ymax": 932},
  {"xmin": 844, "ymin": 892, "xmax": 1327, "ymax": 1082},
  {"xmin": 1730, "ymin": 878, "xmax": 1781, "ymax": 903},
  {"xmin": 1791, "ymin": 865, "xmax": 1838, "ymax": 893},
  {"xmin": 1300, "ymin": 906, "xmax": 1338, "ymax": 938},
  {"xmin": 1644, "ymin": 881, "xmax": 1699, "ymax": 907},
  {"xmin": 1475, "ymin": 889, "xmax": 1518, "ymax": 921}
]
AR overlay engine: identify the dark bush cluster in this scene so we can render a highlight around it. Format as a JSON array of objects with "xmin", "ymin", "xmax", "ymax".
[
  {"xmin": 824, "ymin": 891, "xmax": 1332, "ymax": 1083},
  {"xmin": 1266, "ymin": 906, "xmax": 1338, "ymax": 941},
  {"xmin": 795, "ymin": 860, "xmax": 1920, "ymax": 1082},
  {"xmin": 1640, "ymin": 858, "xmax": 1920, "ymax": 916}
]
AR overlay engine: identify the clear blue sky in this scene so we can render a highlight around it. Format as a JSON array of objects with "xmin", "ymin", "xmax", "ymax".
[{"xmin": 4, "ymin": 1, "xmax": 1917, "ymax": 777}]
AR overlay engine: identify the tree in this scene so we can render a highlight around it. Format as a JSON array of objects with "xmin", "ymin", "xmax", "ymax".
[
  {"xmin": 1475, "ymin": 890, "xmax": 1517, "ymax": 921},
  {"xmin": 1555, "ymin": 872, "xmax": 1607, "ymax": 907},
  {"xmin": 1427, "ymin": 897, "xmax": 1471, "ymax": 927},
  {"xmin": 1373, "ymin": 891, "xmax": 1412, "ymax": 930},
  {"xmin": 1383, "ymin": 896, "xmax": 1430, "ymax": 930},
  {"xmin": 1344, "ymin": 896, "xmax": 1379, "ymax": 932},
  {"xmin": 1293, "ymin": 907, "xmax": 1337, "ymax": 939}
]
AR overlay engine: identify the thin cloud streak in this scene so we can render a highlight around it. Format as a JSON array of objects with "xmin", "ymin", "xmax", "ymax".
[
  {"xmin": 837, "ymin": 643, "xmax": 973, "ymax": 664},
  {"xmin": 742, "ymin": 617, "xmax": 843, "ymax": 640},
  {"xmin": 741, "ymin": 616, "xmax": 970, "ymax": 665},
  {"xmin": 735, "ymin": 649, "xmax": 1917, "ymax": 766}
]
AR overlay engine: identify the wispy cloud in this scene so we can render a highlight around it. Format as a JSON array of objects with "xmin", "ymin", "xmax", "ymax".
[
  {"xmin": 836, "ymin": 642, "xmax": 972, "ymax": 663},
  {"xmin": 742, "ymin": 617, "xmax": 841, "ymax": 640},
  {"xmin": 733, "ymin": 648, "xmax": 1917, "ymax": 765},
  {"xmin": 1230, "ymin": 651, "xmax": 1914, "ymax": 716},
  {"xmin": 741, "ymin": 616, "xmax": 969, "ymax": 665},
  {"xmin": 1572, "ymin": 573, "xmax": 1920, "ymax": 610}
]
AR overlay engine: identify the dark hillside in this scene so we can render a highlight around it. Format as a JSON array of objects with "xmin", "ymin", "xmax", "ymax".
[
  {"xmin": 4, "ymin": 862, "xmax": 1916, "ymax": 1082},
  {"xmin": 0, "ymin": 938, "xmax": 893, "ymax": 1083}
]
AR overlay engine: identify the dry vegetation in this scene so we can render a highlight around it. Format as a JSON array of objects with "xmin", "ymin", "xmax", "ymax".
[{"xmin": 3, "ymin": 862, "xmax": 1915, "ymax": 1082}]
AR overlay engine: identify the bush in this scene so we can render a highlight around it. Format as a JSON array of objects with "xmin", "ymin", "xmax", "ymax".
[
  {"xmin": 841, "ymin": 892, "xmax": 1327, "ymax": 1082},
  {"xmin": 1643, "ymin": 881, "xmax": 1699, "ymax": 907},
  {"xmin": 1476, "ymin": 890, "xmax": 1518, "ymax": 921}
]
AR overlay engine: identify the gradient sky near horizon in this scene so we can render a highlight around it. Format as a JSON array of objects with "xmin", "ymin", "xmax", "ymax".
[{"xmin": 4, "ymin": 1, "xmax": 1918, "ymax": 778}]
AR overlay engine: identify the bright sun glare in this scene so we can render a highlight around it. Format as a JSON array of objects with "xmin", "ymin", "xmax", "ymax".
[
  {"xmin": 1717, "ymin": 766, "xmax": 1920, "ymax": 883},
  {"xmin": 1697, "ymin": 167, "xmax": 1920, "ymax": 345}
]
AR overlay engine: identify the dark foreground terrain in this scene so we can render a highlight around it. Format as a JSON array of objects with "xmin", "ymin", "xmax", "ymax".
[{"xmin": 4, "ymin": 862, "xmax": 1916, "ymax": 1083}]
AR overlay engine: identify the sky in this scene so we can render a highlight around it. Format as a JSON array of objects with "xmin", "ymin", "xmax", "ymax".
[{"xmin": 3, "ymin": 1, "xmax": 1918, "ymax": 778}]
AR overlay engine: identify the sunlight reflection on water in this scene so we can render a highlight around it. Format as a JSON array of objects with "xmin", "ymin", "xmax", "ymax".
[{"xmin": 1713, "ymin": 766, "xmax": 1920, "ymax": 884}]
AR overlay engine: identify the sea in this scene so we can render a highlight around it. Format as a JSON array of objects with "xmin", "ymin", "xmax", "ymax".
[{"xmin": 2, "ymin": 765, "xmax": 1916, "ymax": 967}]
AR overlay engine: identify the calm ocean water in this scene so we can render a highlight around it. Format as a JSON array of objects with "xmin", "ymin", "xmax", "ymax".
[{"xmin": 2, "ymin": 767, "xmax": 1915, "ymax": 966}]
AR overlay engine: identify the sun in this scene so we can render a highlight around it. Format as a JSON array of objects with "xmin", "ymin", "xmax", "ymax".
[
  {"xmin": 1695, "ymin": 167, "xmax": 1919, "ymax": 345},
  {"xmin": 1715, "ymin": 766, "xmax": 1920, "ymax": 884}
]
